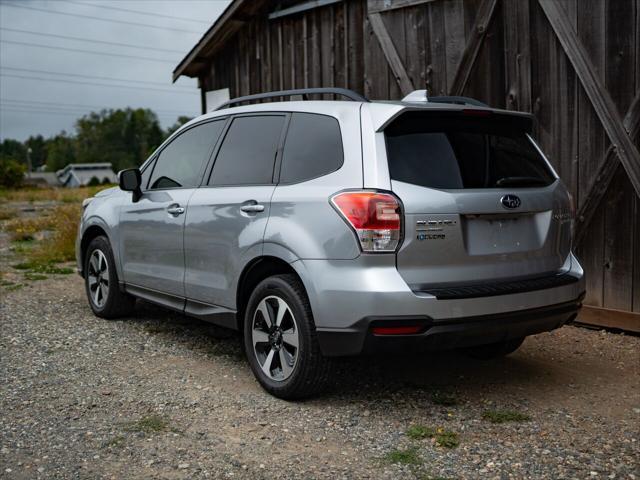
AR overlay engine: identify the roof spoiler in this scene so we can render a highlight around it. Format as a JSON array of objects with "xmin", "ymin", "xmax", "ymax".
[{"xmin": 401, "ymin": 89, "xmax": 489, "ymax": 107}]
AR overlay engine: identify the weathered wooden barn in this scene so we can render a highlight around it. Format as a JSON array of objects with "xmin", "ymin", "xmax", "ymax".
[{"xmin": 173, "ymin": 0, "xmax": 640, "ymax": 331}]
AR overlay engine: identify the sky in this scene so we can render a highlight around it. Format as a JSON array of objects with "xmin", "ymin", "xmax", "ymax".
[{"xmin": 0, "ymin": 0, "xmax": 231, "ymax": 141}]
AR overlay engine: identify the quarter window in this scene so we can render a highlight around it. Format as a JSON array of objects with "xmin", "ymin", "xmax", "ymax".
[
  {"xmin": 280, "ymin": 113, "xmax": 343, "ymax": 183},
  {"xmin": 148, "ymin": 120, "xmax": 224, "ymax": 190},
  {"xmin": 209, "ymin": 115, "xmax": 285, "ymax": 186}
]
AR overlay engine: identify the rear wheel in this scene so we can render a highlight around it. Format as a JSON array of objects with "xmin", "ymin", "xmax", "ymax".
[
  {"xmin": 84, "ymin": 236, "xmax": 135, "ymax": 319},
  {"xmin": 465, "ymin": 337, "xmax": 525, "ymax": 360},
  {"xmin": 243, "ymin": 274, "xmax": 331, "ymax": 399}
]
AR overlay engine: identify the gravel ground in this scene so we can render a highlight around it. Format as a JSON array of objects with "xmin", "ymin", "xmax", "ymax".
[{"xmin": 1, "ymin": 204, "xmax": 639, "ymax": 479}]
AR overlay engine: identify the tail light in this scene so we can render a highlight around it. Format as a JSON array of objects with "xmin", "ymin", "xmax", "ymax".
[{"xmin": 330, "ymin": 191, "xmax": 402, "ymax": 252}]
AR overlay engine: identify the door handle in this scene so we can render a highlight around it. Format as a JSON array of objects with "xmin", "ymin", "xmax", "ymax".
[
  {"xmin": 167, "ymin": 204, "xmax": 185, "ymax": 215},
  {"xmin": 240, "ymin": 204, "xmax": 265, "ymax": 213}
]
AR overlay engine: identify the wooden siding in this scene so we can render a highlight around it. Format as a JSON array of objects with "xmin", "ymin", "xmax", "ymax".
[{"xmin": 198, "ymin": 0, "xmax": 640, "ymax": 326}]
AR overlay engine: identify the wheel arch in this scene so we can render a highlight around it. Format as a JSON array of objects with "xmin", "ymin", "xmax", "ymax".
[
  {"xmin": 235, "ymin": 255, "xmax": 307, "ymax": 331},
  {"xmin": 79, "ymin": 221, "xmax": 115, "ymax": 278}
]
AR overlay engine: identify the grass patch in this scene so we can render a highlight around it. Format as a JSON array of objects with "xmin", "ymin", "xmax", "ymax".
[
  {"xmin": 124, "ymin": 414, "xmax": 170, "ymax": 434},
  {"xmin": 0, "ymin": 279, "xmax": 15, "ymax": 287},
  {"xmin": 6, "ymin": 283, "xmax": 24, "ymax": 291},
  {"xmin": 433, "ymin": 430, "xmax": 459, "ymax": 448},
  {"xmin": 0, "ymin": 185, "xmax": 114, "ymax": 204},
  {"xmin": 102, "ymin": 435, "xmax": 126, "ymax": 449},
  {"xmin": 24, "ymin": 272, "xmax": 47, "ymax": 281},
  {"xmin": 12, "ymin": 261, "xmax": 73, "ymax": 275},
  {"xmin": 383, "ymin": 447, "xmax": 421, "ymax": 465},
  {"xmin": 431, "ymin": 391, "xmax": 459, "ymax": 406},
  {"xmin": 406, "ymin": 425, "xmax": 436, "ymax": 440},
  {"xmin": 406, "ymin": 425, "xmax": 460, "ymax": 449},
  {"xmin": 482, "ymin": 409, "xmax": 531, "ymax": 424},
  {"xmin": 0, "ymin": 208, "xmax": 16, "ymax": 220}
]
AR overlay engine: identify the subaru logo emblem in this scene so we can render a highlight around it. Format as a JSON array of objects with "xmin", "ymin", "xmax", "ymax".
[{"xmin": 501, "ymin": 194, "xmax": 521, "ymax": 209}]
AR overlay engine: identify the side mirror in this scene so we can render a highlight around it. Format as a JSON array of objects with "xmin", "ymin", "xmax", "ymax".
[{"xmin": 118, "ymin": 168, "xmax": 142, "ymax": 202}]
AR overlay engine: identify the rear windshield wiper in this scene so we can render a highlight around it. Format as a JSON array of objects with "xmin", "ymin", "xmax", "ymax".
[{"xmin": 495, "ymin": 176, "xmax": 548, "ymax": 187}]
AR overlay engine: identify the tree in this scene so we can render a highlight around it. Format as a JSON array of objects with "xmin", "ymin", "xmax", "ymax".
[
  {"xmin": 25, "ymin": 135, "xmax": 47, "ymax": 170},
  {"xmin": 74, "ymin": 108, "xmax": 164, "ymax": 171},
  {"xmin": 0, "ymin": 139, "xmax": 26, "ymax": 165},
  {"xmin": 0, "ymin": 155, "xmax": 26, "ymax": 188},
  {"xmin": 166, "ymin": 116, "xmax": 193, "ymax": 137},
  {"xmin": 45, "ymin": 133, "xmax": 76, "ymax": 172}
]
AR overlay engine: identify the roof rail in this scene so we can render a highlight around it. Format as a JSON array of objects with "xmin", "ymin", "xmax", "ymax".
[
  {"xmin": 428, "ymin": 95, "xmax": 488, "ymax": 107},
  {"xmin": 215, "ymin": 88, "xmax": 369, "ymax": 110}
]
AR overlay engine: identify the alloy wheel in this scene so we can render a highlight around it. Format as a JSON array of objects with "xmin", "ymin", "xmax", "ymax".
[
  {"xmin": 87, "ymin": 249, "xmax": 109, "ymax": 308},
  {"xmin": 251, "ymin": 295, "xmax": 299, "ymax": 381}
]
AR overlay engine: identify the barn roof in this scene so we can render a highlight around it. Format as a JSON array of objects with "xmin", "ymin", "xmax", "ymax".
[{"xmin": 172, "ymin": 0, "xmax": 267, "ymax": 82}]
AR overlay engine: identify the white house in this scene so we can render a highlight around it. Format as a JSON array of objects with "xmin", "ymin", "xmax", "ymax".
[{"xmin": 56, "ymin": 163, "xmax": 117, "ymax": 188}]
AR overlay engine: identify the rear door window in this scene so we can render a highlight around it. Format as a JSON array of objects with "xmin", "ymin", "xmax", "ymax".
[
  {"xmin": 209, "ymin": 115, "xmax": 286, "ymax": 186},
  {"xmin": 148, "ymin": 120, "xmax": 225, "ymax": 190},
  {"xmin": 279, "ymin": 113, "xmax": 343, "ymax": 183},
  {"xmin": 385, "ymin": 112, "xmax": 555, "ymax": 189}
]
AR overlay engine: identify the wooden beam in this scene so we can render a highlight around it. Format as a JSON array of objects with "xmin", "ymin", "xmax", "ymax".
[
  {"xmin": 575, "ymin": 92, "xmax": 640, "ymax": 245},
  {"xmin": 367, "ymin": 0, "xmax": 438, "ymax": 14},
  {"xmin": 575, "ymin": 305, "xmax": 640, "ymax": 333},
  {"xmin": 448, "ymin": 0, "xmax": 498, "ymax": 96},
  {"xmin": 538, "ymin": 0, "xmax": 640, "ymax": 198},
  {"xmin": 368, "ymin": 12, "xmax": 414, "ymax": 96},
  {"xmin": 268, "ymin": 0, "xmax": 343, "ymax": 20}
]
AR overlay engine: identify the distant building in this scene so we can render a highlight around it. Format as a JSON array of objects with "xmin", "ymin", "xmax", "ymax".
[
  {"xmin": 56, "ymin": 163, "xmax": 117, "ymax": 188},
  {"xmin": 23, "ymin": 171, "xmax": 62, "ymax": 187}
]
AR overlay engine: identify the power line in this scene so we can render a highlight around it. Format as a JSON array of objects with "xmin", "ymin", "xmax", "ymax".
[
  {"xmin": 0, "ymin": 40, "xmax": 176, "ymax": 64},
  {"xmin": 0, "ymin": 27, "xmax": 187, "ymax": 54},
  {"xmin": 0, "ymin": 2, "xmax": 202, "ymax": 35},
  {"xmin": 2, "ymin": 99, "xmax": 195, "ymax": 116},
  {"xmin": 60, "ymin": 0, "xmax": 212, "ymax": 25},
  {"xmin": 1, "ymin": 67, "xmax": 194, "ymax": 90},
  {"xmin": 1, "ymin": 106, "xmax": 184, "ymax": 119},
  {"xmin": 0, "ymin": 73, "xmax": 198, "ymax": 95}
]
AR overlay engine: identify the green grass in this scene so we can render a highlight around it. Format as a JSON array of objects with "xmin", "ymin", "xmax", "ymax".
[
  {"xmin": 24, "ymin": 272, "xmax": 47, "ymax": 281},
  {"xmin": 383, "ymin": 447, "xmax": 421, "ymax": 465},
  {"xmin": 5, "ymin": 283, "xmax": 24, "ymax": 291},
  {"xmin": 406, "ymin": 425, "xmax": 460, "ymax": 449},
  {"xmin": 125, "ymin": 414, "xmax": 170, "ymax": 434},
  {"xmin": 13, "ymin": 260, "xmax": 74, "ymax": 275},
  {"xmin": 406, "ymin": 425, "xmax": 436, "ymax": 440},
  {"xmin": 433, "ymin": 430, "xmax": 459, "ymax": 449},
  {"xmin": 431, "ymin": 391, "xmax": 459, "ymax": 406},
  {"xmin": 102, "ymin": 435, "xmax": 126, "ymax": 449},
  {"xmin": 482, "ymin": 409, "xmax": 531, "ymax": 424}
]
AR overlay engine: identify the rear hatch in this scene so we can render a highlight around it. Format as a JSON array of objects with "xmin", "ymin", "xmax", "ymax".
[{"xmin": 384, "ymin": 109, "xmax": 573, "ymax": 293}]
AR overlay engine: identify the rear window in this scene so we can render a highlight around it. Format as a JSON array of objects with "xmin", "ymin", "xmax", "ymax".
[
  {"xmin": 385, "ymin": 112, "xmax": 555, "ymax": 189},
  {"xmin": 279, "ymin": 113, "xmax": 343, "ymax": 184}
]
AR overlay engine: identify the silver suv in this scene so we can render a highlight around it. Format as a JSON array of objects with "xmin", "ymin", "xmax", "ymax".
[{"xmin": 76, "ymin": 88, "xmax": 585, "ymax": 399}]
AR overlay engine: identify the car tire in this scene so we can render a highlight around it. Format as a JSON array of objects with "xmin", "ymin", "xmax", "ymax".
[
  {"xmin": 84, "ymin": 236, "xmax": 136, "ymax": 319},
  {"xmin": 243, "ymin": 274, "xmax": 332, "ymax": 400},
  {"xmin": 464, "ymin": 337, "xmax": 525, "ymax": 360}
]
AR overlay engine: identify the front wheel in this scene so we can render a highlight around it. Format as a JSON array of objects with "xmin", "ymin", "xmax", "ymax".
[
  {"xmin": 243, "ymin": 274, "xmax": 331, "ymax": 399},
  {"xmin": 84, "ymin": 236, "xmax": 136, "ymax": 319}
]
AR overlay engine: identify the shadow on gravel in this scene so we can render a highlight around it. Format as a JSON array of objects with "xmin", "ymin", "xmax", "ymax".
[{"xmin": 123, "ymin": 300, "xmax": 561, "ymax": 402}]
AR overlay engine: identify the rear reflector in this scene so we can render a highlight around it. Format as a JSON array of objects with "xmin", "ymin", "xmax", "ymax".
[
  {"xmin": 331, "ymin": 191, "xmax": 402, "ymax": 252},
  {"xmin": 462, "ymin": 108, "xmax": 491, "ymax": 117},
  {"xmin": 371, "ymin": 325, "xmax": 423, "ymax": 335}
]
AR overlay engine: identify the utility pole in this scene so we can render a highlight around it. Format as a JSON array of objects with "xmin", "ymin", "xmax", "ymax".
[{"xmin": 26, "ymin": 147, "xmax": 32, "ymax": 178}]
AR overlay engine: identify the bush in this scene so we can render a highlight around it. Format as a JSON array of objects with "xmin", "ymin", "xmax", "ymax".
[
  {"xmin": 0, "ymin": 156, "xmax": 26, "ymax": 188},
  {"xmin": 87, "ymin": 176, "xmax": 101, "ymax": 186}
]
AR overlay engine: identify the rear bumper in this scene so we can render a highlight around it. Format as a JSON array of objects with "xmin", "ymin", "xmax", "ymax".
[
  {"xmin": 291, "ymin": 252, "xmax": 585, "ymax": 357},
  {"xmin": 316, "ymin": 294, "xmax": 583, "ymax": 356}
]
